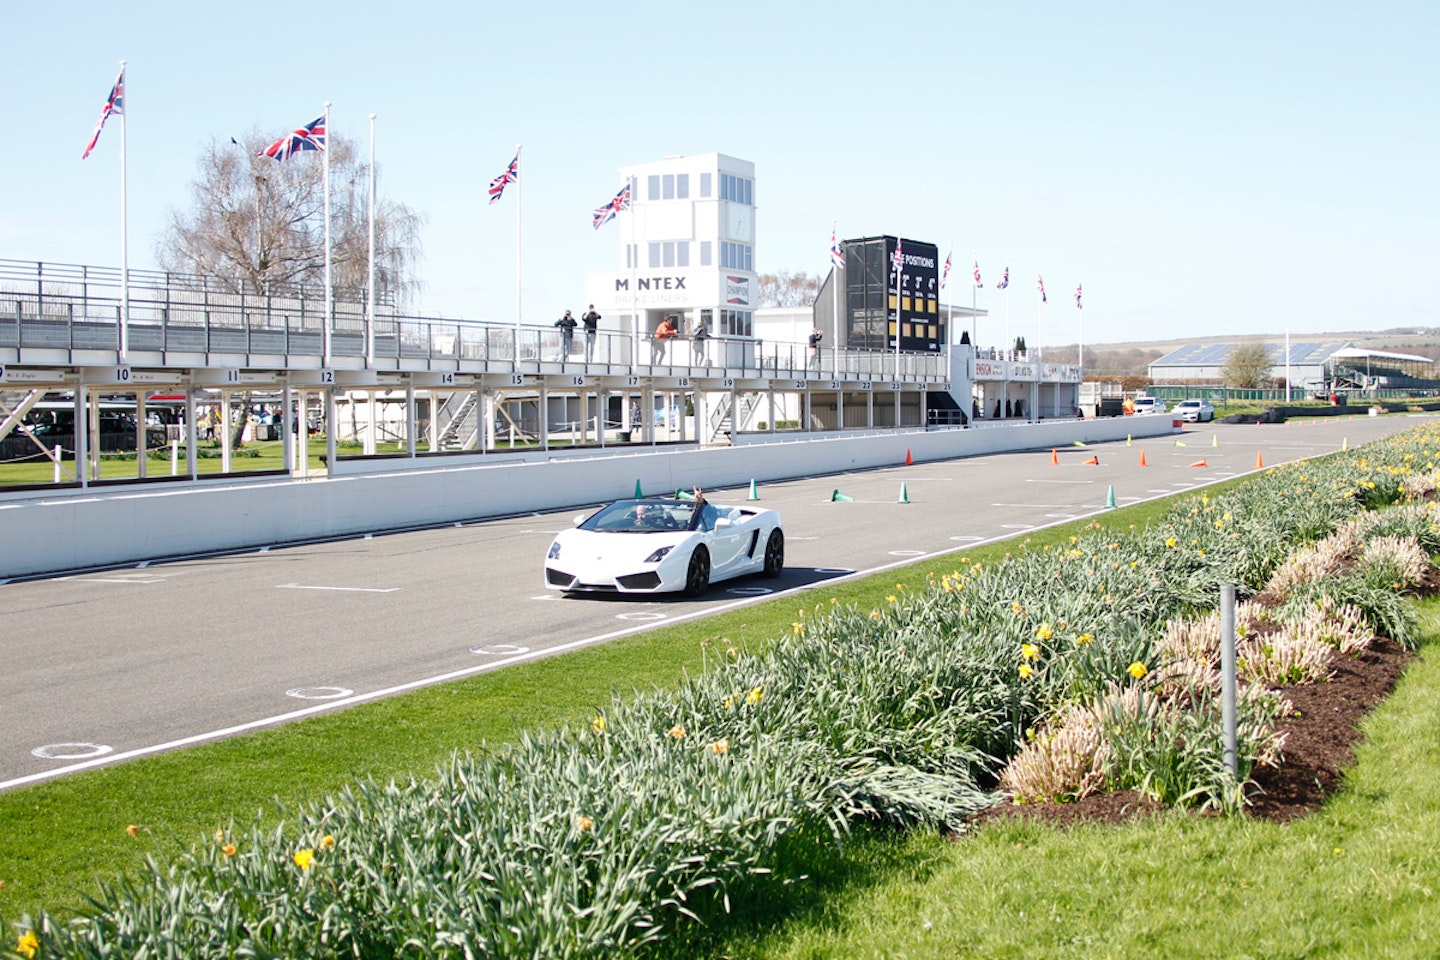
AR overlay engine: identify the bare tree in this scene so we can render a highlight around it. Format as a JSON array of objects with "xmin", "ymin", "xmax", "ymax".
[
  {"xmin": 1223, "ymin": 341, "xmax": 1273, "ymax": 388},
  {"xmin": 757, "ymin": 271, "xmax": 821, "ymax": 308},
  {"xmin": 157, "ymin": 130, "xmax": 425, "ymax": 306}
]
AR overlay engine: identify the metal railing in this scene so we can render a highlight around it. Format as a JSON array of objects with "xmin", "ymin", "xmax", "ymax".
[{"xmin": 1, "ymin": 259, "xmax": 953, "ymax": 381}]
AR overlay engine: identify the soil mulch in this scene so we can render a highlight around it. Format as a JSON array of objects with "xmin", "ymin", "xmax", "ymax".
[{"xmin": 969, "ymin": 638, "xmax": 1416, "ymax": 827}]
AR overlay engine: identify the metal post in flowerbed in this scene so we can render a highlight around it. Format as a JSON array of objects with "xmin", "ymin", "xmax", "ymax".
[{"xmin": 10, "ymin": 426, "xmax": 1440, "ymax": 958}]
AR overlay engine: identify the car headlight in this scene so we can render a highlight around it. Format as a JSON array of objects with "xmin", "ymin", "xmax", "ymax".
[
  {"xmin": 548, "ymin": 541, "xmax": 562, "ymax": 560},
  {"xmin": 644, "ymin": 545, "xmax": 674, "ymax": 563}
]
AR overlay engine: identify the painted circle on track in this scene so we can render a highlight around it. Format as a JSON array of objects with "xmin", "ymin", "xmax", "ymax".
[
  {"xmin": 617, "ymin": 612, "xmax": 667, "ymax": 621},
  {"xmin": 813, "ymin": 567, "xmax": 855, "ymax": 575},
  {"xmin": 727, "ymin": 586, "xmax": 773, "ymax": 596},
  {"xmin": 285, "ymin": 686, "xmax": 354, "ymax": 701},
  {"xmin": 888, "ymin": 550, "xmax": 926, "ymax": 557},
  {"xmin": 33, "ymin": 742, "xmax": 113, "ymax": 761},
  {"xmin": 950, "ymin": 535, "xmax": 983, "ymax": 542},
  {"xmin": 470, "ymin": 644, "xmax": 531, "ymax": 656}
]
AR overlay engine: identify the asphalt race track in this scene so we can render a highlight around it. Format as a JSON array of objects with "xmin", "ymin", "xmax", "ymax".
[{"xmin": 0, "ymin": 415, "xmax": 1422, "ymax": 789}]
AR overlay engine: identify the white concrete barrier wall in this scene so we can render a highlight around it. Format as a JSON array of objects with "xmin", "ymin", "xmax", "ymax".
[{"xmin": 0, "ymin": 417, "xmax": 1173, "ymax": 578}]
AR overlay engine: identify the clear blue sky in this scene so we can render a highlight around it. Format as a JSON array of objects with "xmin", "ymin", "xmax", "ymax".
[{"xmin": 4, "ymin": 1, "xmax": 1436, "ymax": 347}]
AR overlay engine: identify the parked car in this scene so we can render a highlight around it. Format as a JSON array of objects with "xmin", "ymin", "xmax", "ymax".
[
  {"xmin": 1132, "ymin": 397, "xmax": 1166, "ymax": 415},
  {"xmin": 1174, "ymin": 399, "xmax": 1215, "ymax": 422}
]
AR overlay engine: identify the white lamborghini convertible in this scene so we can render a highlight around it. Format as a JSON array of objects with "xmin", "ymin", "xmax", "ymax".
[{"xmin": 544, "ymin": 497, "xmax": 784, "ymax": 597}]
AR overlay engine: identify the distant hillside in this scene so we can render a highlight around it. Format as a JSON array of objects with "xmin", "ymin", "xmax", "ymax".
[{"xmin": 1047, "ymin": 328, "xmax": 1440, "ymax": 378}]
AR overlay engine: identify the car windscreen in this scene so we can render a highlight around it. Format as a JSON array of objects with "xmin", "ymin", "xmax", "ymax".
[{"xmin": 581, "ymin": 500, "xmax": 697, "ymax": 533}]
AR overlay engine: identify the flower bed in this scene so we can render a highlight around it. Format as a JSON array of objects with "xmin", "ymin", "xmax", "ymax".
[{"xmin": 11, "ymin": 425, "xmax": 1440, "ymax": 959}]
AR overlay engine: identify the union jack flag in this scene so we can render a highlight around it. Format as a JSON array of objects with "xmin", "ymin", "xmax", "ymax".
[
  {"xmin": 891, "ymin": 238, "xmax": 904, "ymax": 276},
  {"xmin": 830, "ymin": 223, "xmax": 845, "ymax": 270},
  {"xmin": 972, "ymin": 259, "xmax": 982, "ymax": 288},
  {"xmin": 1075, "ymin": 282, "xmax": 1083, "ymax": 309},
  {"xmin": 996, "ymin": 265, "xmax": 1009, "ymax": 289},
  {"xmin": 1037, "ymin": 274, "xmax": 1047, "ymax": 303},
  {"xmin": 259, "ymin": 115, "xmax": 326, "ymax": 161},
  {"xmin": 489, "ymin": 153, "xmax": 519, "ymax": 205},
  {"xmin": 592, "ymin": 182, "xmax": 631, "ymax": 229},
  {"xmin": 941, "ymin": 248, "xmax": 952, "ymax": 289},
  {"xmin": 81, "ymin": 66, "xmax": 125, "ymax": 160}
]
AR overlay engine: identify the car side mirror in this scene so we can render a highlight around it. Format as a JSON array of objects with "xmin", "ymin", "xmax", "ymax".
[
  {"xmin": 715, "ymin": 517, "xmax": 733, "ymax": 529},
  {"xmin": 573, "ymin": 514, "xmax": 587, "ymax": 526}
]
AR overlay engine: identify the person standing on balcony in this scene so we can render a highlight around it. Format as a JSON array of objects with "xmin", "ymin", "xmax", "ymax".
[
  {"xmin": 554, "ymin": 310, "xmax": 577, "ymax": 361},
  {"xmin": 808, "ymin": 327, "xmax": 822, "ymax": 367},
  {"xmin": 691, "ymin": 316, "xmax": 710, "ymax": 366},
  {"xmin": 651, "ymin": 315, "xmax": 678, "ymax": 363},
  {"xmin": 581, "ymin": 304, "xmax": 601, "ymax": 361}
]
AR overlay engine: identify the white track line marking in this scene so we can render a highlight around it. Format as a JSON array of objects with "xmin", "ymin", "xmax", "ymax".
[{"xmin": 277, "ymin": 583, "xmax": 400, "ymax": 593}]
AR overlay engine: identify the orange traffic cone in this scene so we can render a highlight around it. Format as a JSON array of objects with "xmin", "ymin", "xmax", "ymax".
[
  {"xmin": 1190, "ymin": 458, "xmax": 1208, "ymax": 468},
  {"xmin": 1138, "ymin": 450, "xmax": 1148, "ymax": 467},
  {"xmin": 1083, "ymin": 455, "xmax": 1100, "ymax": 466},
  {"xmin": 1255, "ymin": 452, "xmax": 1264, "ymax": 469},
  {"xmin": 1051, "ymin": 448, "xmax": 1059, "ymax": 465},
  {"xmin": 905, "ymin": 448, "xmax": 914, "ymax": 466}
]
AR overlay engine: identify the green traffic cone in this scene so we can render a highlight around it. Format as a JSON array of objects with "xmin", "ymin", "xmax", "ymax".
[
  {"xmin": 748, "ymin": 479, "xmax": 759, "ymax": 500},
  {"xmin": 1342, "ymin": 436, "xmax": 1349, "ymax": 451},
  {"xmin": 1072, "ymin": 440, "xmax": 1086, "ymax": 447},
  {"xmin": 1212, "ymin": 434, "xmax": 1218, "ymax": 447},
  {"xmin": 1106, "ymin": 485, "xmax": 1117, "ymax": 509},
  {"xmin": 898, "ymin": 483, "xmax": 910, "ymax": 504},
  {"xmin": 1126, "ymin": 434, "xmax": 1132, "ymax": 446},
  {"xmin": 634, "ymin": 479, "xmax": 643, "ymax": 498},
  {"xmin": 1174, "ymin": 440, "xmax": 1187, "ymax": 447},
  {"xmin": 676, "ymin": 488, "xmax": 694, "ymax": 500},
  {"xmin": 831, "ymin": 489, "xmax": 854, "ymax": 502}
]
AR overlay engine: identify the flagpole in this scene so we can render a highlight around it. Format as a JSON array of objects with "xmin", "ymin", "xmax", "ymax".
[
  {"xmin": 514, "ymin": 143, "xmax": 523, "ymax": 354},
  {"xmin": 118, "ymin": 60, "xmax": 129, "ymax": 360},
  {"xmin": 1077, "ymin": 281, "xmax": 1084, "ymax": 371},
  {"xmin": 831, "ymin": 222, "xmax": 840, "ymax": 371},
  {"xmin": 1036, "ymin": 273, "xmax": 1044, "ymax": 364},
  {"xmin": 322, "ymin": 100, "xmax": 332, "ymax": 365},
  {"xmin": 367, "ymin": 113, "xmax": 376, "ymax": 366},
  {"xmin": 970, "ymin": 252, "xmax": 977, "ymax": 346}
]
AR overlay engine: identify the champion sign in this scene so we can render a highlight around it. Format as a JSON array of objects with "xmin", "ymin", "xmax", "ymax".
[{"xmin": 725, "ymin": 275, "xmax": 750, "ymax": 306}]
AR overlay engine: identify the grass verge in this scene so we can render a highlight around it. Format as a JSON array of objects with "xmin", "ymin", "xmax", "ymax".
[
  {"xmin": 703, "ymin": 599, "xmax": 1440, "ymax": 960},
  {"xmin": 0, "ymin": 491, "xmax": 1180, "ymax": 922}
]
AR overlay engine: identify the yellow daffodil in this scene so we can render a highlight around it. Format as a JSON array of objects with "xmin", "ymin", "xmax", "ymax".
[
  {"xmin": 1075, "ymin": 633, "xmax": 1094, "ymax": 646},
  {"xmin": 17, "ymin": 931, "xmax": 39, "ymax": 959},
  {"xmin": 294, "ymin": 848, "xmax": 315, "ymax": 870},
  {"xmin": 887, "ymin": 595, "xmax": 898, "ymax": 604},
  {"xmin": 1018, "ymin": 663, "xmax": 1033, "ymax": 679},
  {"xmin": 668, "ymin": 723, "xmax": 686, "ymax": 739},
  {"xmin": 747, "ymin": 686, "xmax": 764, "ymax": 705},
  {"xmin": 726, "ymin": 646, "xmax": 739, "ymax": 657},
  {"xmin": 320, "ymin": 834, "xmax": 335, "ymax": 849},
  {"xmin": 126, "ymin": 824, "xmax": 140, "ymax": 837},
  {"xmin": 1127, "ymin": 662, "xmax": 1148, "ymax": 679},
  {"xmin": 1165, "ymin": 537, "xmax": 1177, "ymax": 548},
  {"xmin": 578, "ymin": 816, "xmax": 594, "ymax": 831},
  {"xmin": 222, "ymin": 843, "xmax": 237, "ymax": 857},
  {"xmin": 709, "ymin": 738, "xmax": 730, "ymax": 755},
  {"xmin": 793, "ymin": 621, "xmax": 805, "ymax": 635},
  {"xmin": 214, "ymin": 829, "xmax": 227, "ymax": 843},
  {"xmin": 1034, "ymin": 624, "xmax": 1053, "ymax": 641},
  {"xmin": 723, "ymin": 693, "xmax": 736, "ymax": 709},
  {"xmin": 1020, "ymin": 643, "xmax": 1040, "ymax": 661},
  {"xmin": 591, "ymin": 715, "xmax": 606, "ymax": 734}
]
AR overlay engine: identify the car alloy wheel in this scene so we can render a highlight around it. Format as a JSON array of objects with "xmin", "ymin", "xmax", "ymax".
[
  {"xmin": 762, "ymin": 529, "xmax": 784, "ymax": 578},
  {"xmin": 684, "ymin": 546, "xmax": 711, "ymax": 597}
]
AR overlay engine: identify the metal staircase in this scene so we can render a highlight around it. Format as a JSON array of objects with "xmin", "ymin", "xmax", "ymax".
[
  {"xmin": 436, "ymin": 393, "xmax": 479, "ymax": 450},
  {"xmin": 707, "ymin": 392, "xmax": 761, "ymax": 445}
]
